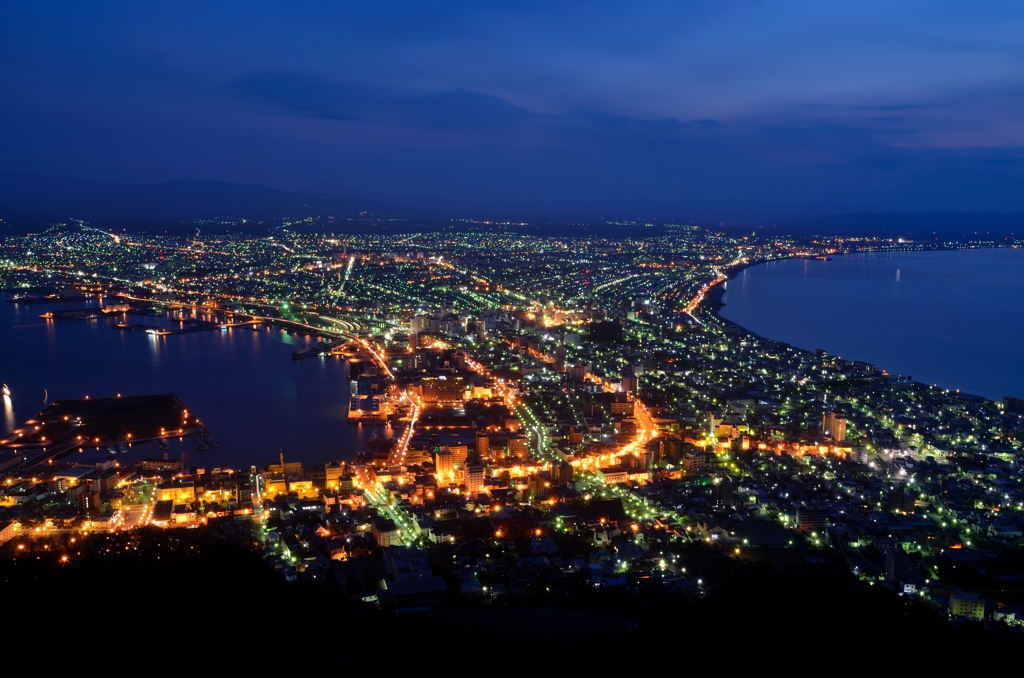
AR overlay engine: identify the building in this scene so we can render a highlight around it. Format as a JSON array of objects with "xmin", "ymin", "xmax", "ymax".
[
  {"xmin": 446, "ymin": 444, "xmax": 468, "ymax": 468},
  {"xmin": 379, "ymin": 577, "xmax": 449, "ymax": 609},
  {"xmin": 465, "ymin": 462, "xmax": 485, "ymax": 494},
  {"xmin": 475, "ymin": 431, "xmax": 490, "ymax": 460},
  {"xmin": 383, "ymin": 546, "xmax": 432, "ymax": 580},
  {"xmin": 139, "ymin": 458, "xmax": 183, "ymax": 472},
  {"xmin": 289, "ymin": 479, "xmax": 318, "ymax": 499},
  {"xmin": 884, "ymin": 547, "xmax": 911, "ymax": 581},
  {"xmin": 568, "ymin": 364, "xmax": 591, "ymax": 383},
  {"xmin": 373, "ymin": 518, "xmax": 402, "ymax": 547},
  {"xmin": 824, "ymin": 411, "xmax": 847, "ymax": 442},
  {"xmin": 325, "ymin": 462, "xmax": 347, "ymax": 485},
  {"xmin": 411, "ymin": 314, "xmax": 440, "ymax": 334},
  {"xmin": 527, "ymin": 475, "xmax": 546, "ymax": 499},
  {"xmin": 508, "ymin": 437, "xmax": 529, "ymax": 459},
  {"xmin": 420, "ymin": 375, "xmax": 467, "ymax": 403},
  {"xmin": 156, "ymin": 479, "xmax": 195, "ymax": 504},
  {"xmin": 267, "ymin": 452, "xmax": 302, "ymax": 478},
  {"xmin": 262, "ymin": 474, "xmax": 288, "ymax": 498},
  {"xmin": 948, "ymin": 593, "xmax": 985, "ymax": 620},
  {"xmin": 435, "ymin": 450, "xmax": 454, "ymax": 483},
  {"xmin": 1004, "ymin": 396, "xmax": 1024, "ymax": 414},
  {"xmin": 796, "ymin": 506, "xmax": 830, "ymax": 533},
  {"xmin": 610, "ymin": 400, "xmax": 635, "ymax": 416},
  {"xmin": 552, "ymin": 461, "xmax": 574, "ymax": 486},
  {"xmin": 0, "ymin": 521, "xmax": 15, "ymax": 546},
  {"xmin": 597, "ymin": 466, "xmax": 628, "ymax": 485},
  {"xmin": 682, "ymin": 451, "xmax": 705, "ymax": 472},
  {"xmin": 78, "ymin": 491, "xmax": 101, "ymax": 516}
]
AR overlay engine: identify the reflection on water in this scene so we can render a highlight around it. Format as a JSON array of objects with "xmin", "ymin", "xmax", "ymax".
[
  {"xmin": 0, "ymin": 296, "xmax": 375, "ymax": 467},
  {"xmin": 2, "ymin": 395, "xmax": 13, "ymax": 437}
]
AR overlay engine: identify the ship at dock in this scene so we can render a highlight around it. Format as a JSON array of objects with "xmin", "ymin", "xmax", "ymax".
[{"xmin": 292, "ymin": 337, "xmax": 347, "ymax": 360}]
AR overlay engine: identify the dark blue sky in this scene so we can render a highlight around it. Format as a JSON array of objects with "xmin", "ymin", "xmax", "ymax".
[{"xmin": 2, "ymin": 1, "xmax": 1023, "ymax": 211}]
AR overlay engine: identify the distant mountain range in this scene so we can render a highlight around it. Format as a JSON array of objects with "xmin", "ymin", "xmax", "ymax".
[
  {"xmin": 0, "ymin": 171, "xmax": 434, "ymax": 230},
  {"xmin": 1, "ymin": 170, "xmax": 1022, "ymax": 237}
]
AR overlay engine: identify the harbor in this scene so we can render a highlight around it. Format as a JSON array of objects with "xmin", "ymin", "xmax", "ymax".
[
  {"xmin": 0, "ymin": 393, "xmax": 222, "ymax": 475},
  {"xmin": 1, "ymin": 292, "xmax": 368, "ymax": 469}
]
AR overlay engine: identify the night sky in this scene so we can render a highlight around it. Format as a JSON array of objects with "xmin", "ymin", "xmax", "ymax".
[{"xmin": 2, "ymin": 1, "xmax": 1023, "ymax": 211}]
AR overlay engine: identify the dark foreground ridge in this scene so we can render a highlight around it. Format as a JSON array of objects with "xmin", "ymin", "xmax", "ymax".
[{"xmin": 0, "ymin": 527, "xmax": 1014, "ymax": 671}]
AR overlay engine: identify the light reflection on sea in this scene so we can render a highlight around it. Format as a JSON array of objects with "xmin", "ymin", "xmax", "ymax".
[{"xmin": 0, "ymin": 296, "xmax": 389, "ymax": 469}]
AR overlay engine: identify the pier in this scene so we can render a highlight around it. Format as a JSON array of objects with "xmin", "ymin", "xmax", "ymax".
[
  {"xmin": 40, "ymin": 308, "xmax": 104, "ymax": 320},
  {"xmin": 112, "ymin": 318, "xmax": 262, "ymax": 335}
]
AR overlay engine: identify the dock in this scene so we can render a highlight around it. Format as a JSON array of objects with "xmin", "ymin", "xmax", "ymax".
[
  {"xmin": 40, "ymin": 308, "xmax": 104, "ymax": 320},
  {"xmin": 113, "ymin": 323, "xmax": 162, "ymax": 333},
  {"xmin": 111, "ymin": 319, "xmax": 262, "ymax": 336}
]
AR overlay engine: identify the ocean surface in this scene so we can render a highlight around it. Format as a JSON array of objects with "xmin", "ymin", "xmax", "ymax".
[
  {"xmin": 719, "ymin": 248, "xmax": 1024, "ymax": 401},
  {"xmin": 0, "ymin": 295, "xmax": 386, "ymax": 469}
]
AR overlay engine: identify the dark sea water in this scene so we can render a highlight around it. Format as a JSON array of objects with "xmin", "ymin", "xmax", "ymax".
[
  {"xmin": 0, "ymin": 295, "xmax": 386, "ymax": 469},
  {"xmin": 719, "ymin": 248, "xmax": 1024, "ymax": 401}
]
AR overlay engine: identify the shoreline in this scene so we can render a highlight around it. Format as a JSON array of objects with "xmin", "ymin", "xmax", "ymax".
[{"xmin": 699, "ymin": 251, "xmax": 1010, "ymax": 404}]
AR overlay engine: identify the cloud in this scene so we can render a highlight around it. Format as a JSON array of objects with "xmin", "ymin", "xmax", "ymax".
[{"xmin": 2, "ymin": 0, "xmax": 1024, "ymax": 212}]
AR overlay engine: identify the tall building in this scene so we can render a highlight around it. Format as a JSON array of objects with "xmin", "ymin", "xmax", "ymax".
[
  {"xmin": 475, "ymin": 430, "xmax": 490, "ymax": 460},
  {"xmin": 884, "ymin": 547, "xmax": 911, "ymax": 581},
  {"xmin": 411, "ymin": 314, "xmax": 440, "ymax": 334},
  {"xmin": 824, "ymin": 411, "xmax": 847, "ymax": 442},
  {"xmin": 465, "ymin": 462, "xmax": 485, "ymax": 494},
  {"xmin": 552, "ymin": 460, "xmax": 574, "ymax": 486},
  {"xmin": 508, "ymin": 436, "xmax": 529, "ymax": 459},
  {"xmin": 446, "ymin": 444, "xmax": 468, "ymax": 468},
  {"xmin": 435, "ymin": 450, "xmax": 454, "ymax": 483},
  {"xmin": 568, "ymin": 364, "xmax": 591, "ymax": 383},
  {"xmin": 527, "ymin": 475, "xmax": 546, "ymax": 499},
  {"xmin": 554, "ymin": 345, "xmax": 567, "ymax": 373}
]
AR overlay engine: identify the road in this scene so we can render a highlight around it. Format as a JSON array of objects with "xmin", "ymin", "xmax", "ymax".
[{"xmin": 120, "ymin": 503, "xmax": 152, "ymax": 530}]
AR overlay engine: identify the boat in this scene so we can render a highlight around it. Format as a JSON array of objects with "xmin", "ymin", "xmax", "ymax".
[
  {"xmin": 2, "ymin": 384, "xmax": 10, "ymax": 397},
  {"xmin": 292, "ymin": 344, "xmax": 321, "ymax": 360}
]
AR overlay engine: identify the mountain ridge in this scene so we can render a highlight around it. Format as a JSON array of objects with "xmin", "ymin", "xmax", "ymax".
[{"xmin": 1, "ymin": 171, "xmax": 1021, "ymax": 236}]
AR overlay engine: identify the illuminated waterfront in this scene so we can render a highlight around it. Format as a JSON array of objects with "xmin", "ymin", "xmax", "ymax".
[
  {"xmin": 719, "ymin": 248, "xmax": 1024, "ymax": 400},
  {"xmin": 0, "ymin": 294, "xmax": 380, "ymax": 468}
]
